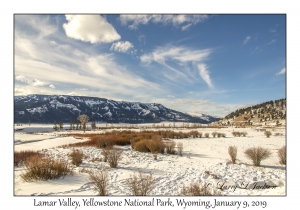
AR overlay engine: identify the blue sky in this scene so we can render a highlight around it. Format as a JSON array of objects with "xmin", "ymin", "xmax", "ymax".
[{"xmin": 14, "ymin": 14, "xmax": 286, "ymax": 117}]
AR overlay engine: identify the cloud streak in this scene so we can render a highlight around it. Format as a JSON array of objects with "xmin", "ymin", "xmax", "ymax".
[
  {"xmin": 243, "ymin": 36, "xmax": 251, "ymax": 45},
  {"xmin": 197, "ymin": 63, "xmax": 213, "ymax": 88},
  {"xmin": 140, "ymin": 45, "xmax": 213, "ymax": 87},
  {"xmin": 14, "ymin": 15, "xmax": 163, "ymax": 101},
  {"xmin": 276, "ymin": 67, "xmax": 286, "ymax": 75},
  {"xmin": 120, "ymin": 15, "xmax": 209, "ymax": 30}
]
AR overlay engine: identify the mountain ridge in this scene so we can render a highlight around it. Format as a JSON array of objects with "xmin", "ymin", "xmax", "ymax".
[{"xmin": 14, "ymin": 94, "xmax": 221, "ymax": 124}]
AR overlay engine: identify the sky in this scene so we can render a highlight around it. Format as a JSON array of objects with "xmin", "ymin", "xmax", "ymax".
[{"xmin": 14, "ymin": 14, "xmax": 286, "ymax": 117}]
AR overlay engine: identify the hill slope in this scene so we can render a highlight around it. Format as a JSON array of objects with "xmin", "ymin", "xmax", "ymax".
[{"xmin": 212, "ymin": 99, "xmax": 286, "ymax": 127}]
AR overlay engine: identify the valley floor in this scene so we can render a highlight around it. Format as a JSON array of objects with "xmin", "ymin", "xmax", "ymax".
[{"xmin": 14, "ymin": 124, "xmax": 286, "ymax": 196}]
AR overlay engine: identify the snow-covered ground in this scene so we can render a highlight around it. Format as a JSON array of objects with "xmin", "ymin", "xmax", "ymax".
[{"xmin": 14, "ymin": 124, "xmax": 286, "ymax": 196}]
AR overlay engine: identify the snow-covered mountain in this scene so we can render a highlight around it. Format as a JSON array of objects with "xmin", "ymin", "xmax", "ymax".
[{"xmin": 14, "ymin": 94, "xmax": 221, "ymax": 124}]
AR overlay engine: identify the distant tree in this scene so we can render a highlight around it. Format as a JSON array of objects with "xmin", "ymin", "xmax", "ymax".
[
  {"xmin": 78, "ymin": 114, "xmax": 89, "ymax": 133},
  {"xmin": 70, "ymin": 120, "xmax": 73, "ymax": 130},
  {"xmin": 76, "ymin": 120, "xmax": 79, "ymax": 130},
  {"xmin": 53, "ymin": 120, "xmax": 58, "ymax": 131},
  {"xmin": 91, "ymin": 121, "xmax": 96, "ymax": 130},
  {"xmin": 59, "ymin": 121, "xmax": 63, "ymax": 130}
]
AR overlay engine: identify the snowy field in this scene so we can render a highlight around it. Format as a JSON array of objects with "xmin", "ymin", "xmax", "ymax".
[{"xmin": 14, "ymin": 123, "xmax": 286, "ymax": 196}]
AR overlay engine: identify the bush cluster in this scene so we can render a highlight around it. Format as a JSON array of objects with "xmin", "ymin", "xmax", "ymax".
[
  {"xmin": 14, "ymin": 150, "xmax": 43, "ymax": 167},
  {"xmin": 20, "ymin": 156, "xmax": 73, "ymax": 181},
  {"xmin": 66, "ymin": 130, "xmax": 206, "ymax": 149},
  {"xmin": 212, "ymin": 132, "xmax": 225, "ymax": 138},
  {"xmin": 232, "ymin": 131, "xmax": 247, "ymax": 137}
]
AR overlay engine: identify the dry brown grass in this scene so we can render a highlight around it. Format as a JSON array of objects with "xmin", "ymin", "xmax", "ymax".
[
  {"xmin": 14, "ymin": 150, "xmax": 43, "ymax": 167},
  {"xmin": 146, "ymin": 139, "xmax": 165, "ymax": 155},
  {"xmin": 20, "ymin": 156, "xmax": 73, "ymax": 181},
  {"xmin": 88, "ymin": 169, "xmax": 109, "ymax": 196},
  {"xmin": 179, "ymin": 182, "xmax": 215, "ymax": 196},
  {"xmin": 278, "ymin": 146, "xmax": 286, "ymax": 165},
  {"xmin": 134, "ymin": 140, "xmax": 151, "ymax": 153},
  {"xmin": 244, "ymin": 147, "xmax": 271, "ymax": 166},
  {"xmin": 125, "ymin": 172, "xmax": 155, "ymax": 196},
  {"xmin": 228, "ymin": 146, "xmax": 237, "ymax": 164},
  {"xmin": 69, "ymin": 150, "xmax": 84, "ymax": 166}
]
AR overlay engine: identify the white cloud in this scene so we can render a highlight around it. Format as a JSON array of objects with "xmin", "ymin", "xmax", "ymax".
[
  {"xmin": 266, "ymin": 39, "xmax": 276, "ymax": 45},
  {"xmin": 270, "ymin": 28, "xmax": 277, "ymax": 33},
  {"xmin": 63, "ymin": 15, "xmax": 121, "ymax": 44},
  {"xmin": 276, "ymin": 67, "xmax": 286, "ymax": 75},
  {"xmin": 182, "ymin": 23, "xmax": 192, "ymax": 31},
  {"xmin": 14, "ymin": 87, "xmax": 30, "ymax": 96},
  {"xmin": 110, "ymin": 41, "xmax": 134, "ymax": 53},
  {"xmin": 49, "ymin": 84, "xmax": 55, "ymax": 89},
  {"xmin": 167, "ymin": 95, "xmax": 175, "ymax": 98},
  {"xmin": 243, "ymin": 36, "xmax": 251, "ymax": 45},
  {"xmin": 197, "ymin": 63, "xmax": 213, "ymax": 88},
  {"xmin": 120, "ymin": 15, "xmax": 208, "ymax": 30},
  {"xmin": 15, "ymin": 75, "xmax": 56, "ymax": 88}
]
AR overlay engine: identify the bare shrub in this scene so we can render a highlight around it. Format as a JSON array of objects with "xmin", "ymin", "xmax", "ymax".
[
  {"xmin": 217, "ymin": 133, "xmax": 222, "ymax": 138},
  {"xmin": 165, "ymin": 140, "xmax": 176, "ymax": 154},
  {"xmin": 107, "ymin": 149, "xmax": 123, "ymax": 168},
  {"xmin": 88, "ymin": 169, "xmax": 109, "ymax": 196},
  {"xmin": 244, "ymin": 147, "xmax": 271, "ymax": 166},
  {"xmin": 14, "ymin": 150, "xmax": 43, "ymax": 167},
  {"xmin": 101, "ymin": 146, "xmax": 113, "ymax": 162},
  {"xmin": 241, "ymin": 132, "xmax": 248, "ymax": 137},
  {"xmin": 179, "ymin": 182, "xmax": 215, "ymax": 196},
  {"xmin": 278, "ymin": 146, "xmax": 286, "ymax": 165},
  {"xmin": 228, "ymin": 146, "xmax": 237, "ymax": 164},
  {"xmin": 177, "ymin": 142, "xmax": 183, "ymax": 156},
  {"xmin": 264, "ymin": 131, "xmax": 272, "ymax": 138},
  {"xmin": 205, "ymin": 133, "xmax": 209, "ymax": 138},
  {"xmin": 69, "ymin": 150, "xmax": 84, "ymax": 166},
  {"xmin": 212, "ymin": 132, "xmax": 217, "ymax": 138},
  {"xmin": 126, "ymin": 172, "xmax": 155, "ymax": 196},
  {"xmin": 21, "ymin": 156, "xmax": 72, "ymax": 181}
]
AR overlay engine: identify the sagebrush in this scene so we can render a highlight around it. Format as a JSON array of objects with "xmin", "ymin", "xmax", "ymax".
[
  {"xmin": 88, "ymin": 169, "xmax": 109, "ymax": 196},
  {"xmin": 179, "ymin": 182, "xmax": 216, "ymax": 196},
  {"xmin": 244, "ymin": 147, "xmax": 271, "ymax": 166},
  {"xmin": 20, "ymin": 156, "xmax": 73, "ymax": 181},
  {"xmin": 228, "ymin": 146, "xmax": 237, "ymax": 164},
  {"xmin": 278, "ymin": 146, "xmax": 286, "ymax": 165},
  {"xmin": 69, "ymin": 150, "xmax": 84, "ymax": 166},
  {"xmin": 126, "ymin": 172, "xmax": 155, "ymax": 196}
]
